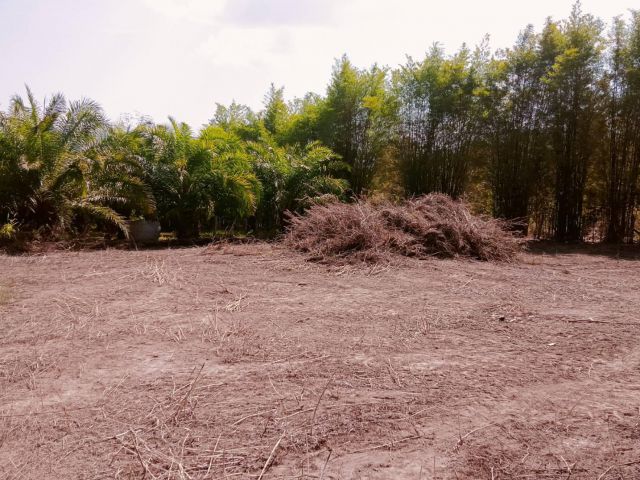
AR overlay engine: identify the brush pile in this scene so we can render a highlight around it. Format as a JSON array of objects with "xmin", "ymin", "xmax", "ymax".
[{"xmin": 284, "ymin": 194, "xmax": 520, "ymax": 262}]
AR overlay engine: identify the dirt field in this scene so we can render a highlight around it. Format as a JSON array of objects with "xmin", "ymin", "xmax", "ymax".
[{"xmin": 1, "ymin": 243, "xmax": 639, "ymax": 479}]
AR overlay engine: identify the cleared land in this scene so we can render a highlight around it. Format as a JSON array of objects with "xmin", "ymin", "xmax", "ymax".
[{"xmin": 0, "ymin": 244, "xmax": 639, "ymax": 479}]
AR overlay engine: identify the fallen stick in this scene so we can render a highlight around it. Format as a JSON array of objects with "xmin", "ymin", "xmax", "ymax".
[
  {"xmin": 257, "ymin": 432, "xmax": 285, "ymax": 480},
  {"xmin": 454, "ymin": 422, "xmax": 498, "ymax": 451},
  {"xmin": 319, "ymin": 449, "xmax": 332, "ymax": 480},
  {"xmin": 311, "ymin": 374, "xmax": 335, "ymax": 436},
  {"xmin": 172, "ymin": 363, "xmax": 205, "ymax": 423},
  {"xmin": 337, "ymin": 435, "xmax": 421, "ymax": 457},
  {"xmin": 597, "ymin": 465, "xmax": 614, "ymax": 480},
  {"xmin": 232, "ymin": 409, "xmax": 274, "ymax": 426},
  {"xmin": 564, "ymin": 319, "xmax": 638, "ymax": 325}
]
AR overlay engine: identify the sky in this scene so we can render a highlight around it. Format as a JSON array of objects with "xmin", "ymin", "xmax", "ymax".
[{"xmin": 0, "ymin": 0, "xmax": 637, "ymax": 128}]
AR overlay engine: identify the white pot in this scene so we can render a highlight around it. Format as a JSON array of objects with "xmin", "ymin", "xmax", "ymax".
[{"xmin": 129, "ymin": 220, "xmax": 161, "ymax": 244}]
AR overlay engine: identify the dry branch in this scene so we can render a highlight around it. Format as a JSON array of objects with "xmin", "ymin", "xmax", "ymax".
[
  {"xmin": 257, "ymin": 432, "xmax": 285, "ymax": 480},
  {"xmin": 284, "ymin": 194, "xmax": 520, "ymax": 263}
]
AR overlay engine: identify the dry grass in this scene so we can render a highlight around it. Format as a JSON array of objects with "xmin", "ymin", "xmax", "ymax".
[
  {"xmin": 0, "ymin": 283, "xmax": 12, "ymax": 306},
  {"xmin": 284, "ymin": 194, "xmax": 520, "ymax": 263},
  {"xmin": 1, "ymin": 246, "xmax": 639, "ymax": 479}
]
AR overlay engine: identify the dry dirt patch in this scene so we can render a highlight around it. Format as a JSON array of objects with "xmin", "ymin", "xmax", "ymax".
[{"xmin": 0, "ymin": 244, "xmax": 639, "ymax": 479}]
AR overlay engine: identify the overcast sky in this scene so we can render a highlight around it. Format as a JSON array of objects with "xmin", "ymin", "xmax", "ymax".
[{"xmin": 0, "ymin": 0, "xmax": 636, "ymax": 128}]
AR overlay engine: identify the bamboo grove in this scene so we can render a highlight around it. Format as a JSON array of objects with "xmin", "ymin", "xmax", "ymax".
[{"xmin": 1, "ymin": 4, "xmax": 639, "ymax": 244}]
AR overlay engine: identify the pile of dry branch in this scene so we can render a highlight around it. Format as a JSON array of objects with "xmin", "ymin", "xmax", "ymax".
[{"xmin": 284, "ymin": 194, "xmax": 520, "ymax": 262}]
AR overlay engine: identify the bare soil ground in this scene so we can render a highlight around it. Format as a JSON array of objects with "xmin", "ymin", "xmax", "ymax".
[{"xmin": 1, "ymin": 243, "xmax": 639, "ymax": 479}]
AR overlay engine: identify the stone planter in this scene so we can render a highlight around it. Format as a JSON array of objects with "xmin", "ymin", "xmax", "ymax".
[{"xmin": 129, "ymin": 220, "xmax": 161, "ymax": 244}]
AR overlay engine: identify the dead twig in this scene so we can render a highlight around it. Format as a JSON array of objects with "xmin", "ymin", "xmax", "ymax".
[
  {"xmin": 232, "ymin": 409, "xmax": 274, "ymax": 426},
  {"xmin": 311, "ymin": 374, "xmax": 335, "ymax": 436},
  {"xmin": 319, "ymin": 449, "xmax": 332, "ymax": 480},
  {"xmin": 597, "ymin": 465, "xmax": 614, "ymax": 480},
  {"xmin": 257, "ymin": 432, "xmax": 285, "ymax": 480},
  {"xmin": 454, "ymin": 422, "xmax": 498, "ymax": 451},
  {"xmin": 338, "ymin": 435, "xmax": 421, "ymax": 456},
  {"xmin": 171, "ymin": 363, "xmax": 205, "ymax": 423}
]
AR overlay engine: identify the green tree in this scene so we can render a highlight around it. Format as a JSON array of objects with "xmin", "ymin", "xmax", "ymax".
[
  {"xmin": 542, "ymin": 5, "xmax": 604, "ymax": 242},
  {"xmin": 142, "ymin": 119, "xmax": 258, "ymax": 238},
  {"xmin": 0, "ymin": 87, "xmax": 151, "ymax": 238},
  {"xmin": 279, "ymin": 92, "xmax": 324, "ymax": 147},
  {"xmin": 200, "ymin": 125, "xmax": 260, "ymax": 225},
  {"xmin": 318, "ymin": 56, "xmax": 391, "ymax": 195},
  {"xmin": 393, "ymin": 45, "xmax": 483, "ymax": 198},
  {"xmin": 484, "ymin": 26, "xmax": 547, "ymax": 232},
  {"xmin": 601, "ymin": 12, "xmax": 640, "ymax": 242},
  {"xmin": 281, "ymin": 142, "xmax": 350, "ymax": 214},
  {"xmin": 209, "ymin": 101, "xmax": 266, "ymax": 142},
  {"xmin": 262, "ymin": 84, "xmax": 289, "ymax": 140},
  {"xmin": 245, "ymin": 140, "xmax": 349, "ymax": 231}
]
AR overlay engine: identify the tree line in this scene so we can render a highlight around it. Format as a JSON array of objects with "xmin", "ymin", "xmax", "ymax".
[{"xmin": 1, "ymin": 4, "xmax": 639, "ymax": 243}]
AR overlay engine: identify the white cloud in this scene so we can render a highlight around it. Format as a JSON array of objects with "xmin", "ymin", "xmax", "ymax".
[
  {"xmin": 141, "ymin": 0, "xmax": 226, "ymax": 24},
  {"xmin": 222, "ymin": 0, "xmax": 342, "ymax": 26},
  {"xmin": 197, "ymin": 24, "xmax": 338, "ymax": 67},
  {"xmin": 142, "ymin": 0, "xmax": 342, "ymax": 26}
]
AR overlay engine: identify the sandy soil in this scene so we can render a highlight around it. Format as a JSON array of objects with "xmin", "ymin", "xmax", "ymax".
[{"xmin": 0, "ymin": 243, "xmax": 639, "ymax": 479}]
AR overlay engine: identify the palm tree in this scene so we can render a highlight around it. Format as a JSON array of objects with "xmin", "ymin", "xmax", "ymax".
[
  {"xmin": 237, "ymin": 138, "xmax": 350, "ymax": 231},
  {"xmin": 282, "ymin": 142, "xmax": 350, "ymax": 214},
  {"xmin": 0, "ymin": 87, "xmax": 152, "ymax": 238},
  {"xmin": 142, "ymin": 120, "xmax": 259, "ymax": 238}
]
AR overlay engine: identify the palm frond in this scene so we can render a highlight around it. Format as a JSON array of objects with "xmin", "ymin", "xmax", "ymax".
[{"xmin": 73, "ymin": 202, "xmax": 130, "ymax": 238}]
